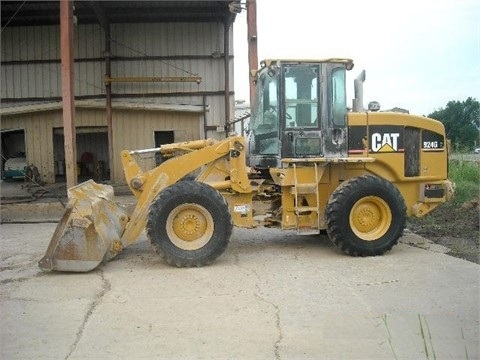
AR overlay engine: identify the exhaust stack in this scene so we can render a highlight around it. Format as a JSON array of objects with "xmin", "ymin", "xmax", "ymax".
[{"xmin": 352, "ymin": 70, "xmax": 366, "ymax": 112}]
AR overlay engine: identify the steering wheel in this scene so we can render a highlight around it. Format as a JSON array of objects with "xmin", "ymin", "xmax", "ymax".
[{"xmin": 269, "ymin": 105, "xmax": 292, "ymax": 120}]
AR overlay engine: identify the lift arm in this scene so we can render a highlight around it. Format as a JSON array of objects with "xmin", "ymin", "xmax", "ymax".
[{"xmin": 119, "ymin": 135, "xmax": 252, "ymax": 247}]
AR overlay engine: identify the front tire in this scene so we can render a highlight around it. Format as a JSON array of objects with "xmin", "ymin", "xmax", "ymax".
[
  {"xmin": 325, "ymin": 175, "xmax": 406, "ymax": 256},
  {"xmin": 147, "ymin": 181, "xmax": 232, "ymax": 267}
]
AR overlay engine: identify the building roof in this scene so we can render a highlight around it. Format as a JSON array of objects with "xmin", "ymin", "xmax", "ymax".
[
  {"xmin": 0, "ymin": 100, "xmax": 206, "ymax": 116},
  {"xmin": 1, "ymin": 1, "xmax": 240, "ymax": 27}
]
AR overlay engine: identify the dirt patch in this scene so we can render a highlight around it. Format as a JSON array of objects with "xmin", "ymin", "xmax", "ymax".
[{"xmin": 407, "ymin": 199, "xmax": 479, "ymax": 264}]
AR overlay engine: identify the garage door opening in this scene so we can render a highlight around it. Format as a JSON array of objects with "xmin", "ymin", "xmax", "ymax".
[
  {"xmin": 53, "ymin": 127, "xmax": 110, "ymax": 183},
  {"xmin": 1, "ymin": 129, "xmax": 26, "ymax": 180}
]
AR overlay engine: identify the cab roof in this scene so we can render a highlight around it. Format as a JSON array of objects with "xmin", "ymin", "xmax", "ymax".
[{"xmin": 260, "ymin": 58, "xmax": 354, "ymax": 69}]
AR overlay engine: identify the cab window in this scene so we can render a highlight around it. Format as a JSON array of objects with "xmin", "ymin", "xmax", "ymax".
[
  {"xmin": 331, "ymin": 67, "xmax": 347, "ymax": 126},
  {"xmin": 250, "ymin": 69, "xmax": 279, "ymax": 155}
]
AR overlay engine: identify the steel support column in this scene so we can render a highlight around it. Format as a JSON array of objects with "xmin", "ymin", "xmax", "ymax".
[
  {"xmin": 105, "ymin": 24, "xmax": 114, "ymax": 182},
  {"xmin": 247, "ymin": 0, "xmax": 258, "ymax": 108},
  {"xmin": 60, "ymin": 0, "xmax": 76, "ymax": 189},
  {"xmin": 224, "ymin": 21, "xmax": 231, "ymax": 134}
]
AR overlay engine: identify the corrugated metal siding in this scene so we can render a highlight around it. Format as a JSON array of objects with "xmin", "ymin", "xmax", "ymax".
[
  {"xmin": 1, "ymin": 24, "xmax": 106, "ymax": 98},
  {"xmin": 1, "ymin": 113, "xmax": 55, "ymax": 183},
  {"xmin": 75, "ymin": 24, "xmax": 104, "ymax": 58},
  {"xmin": 111, "ymin": 110, "xmax": 201, "ymax": 183},
  {"xmin": 1, "ymin": 109, "xmax": 201, "ymax": 184},
  {"xmin": 109, "ymin": 22, "xmax": 229, "ymax": 95},
  {"xmin": 119, "ymin": 94, "xmax": 232, "ymax": 137},
  {"xmin": 2, "ymin": 22, "xmax": 233, "ymax": 98},
  {"xmin": 1, "ymin": 25, "xmax": 60, "ymax": 61},
  {"xmin": 2, "ymin": 109, "xmax": 108, "ymax": 182},
  {"xmin": 1, "ymin": 21, "xmax": 235, "ymax": 182},
  {"xmin": 1, "ymin": 63, "xmax": 63, "ymax": 98},
  {"xmin": 111, "ymin": 22, "xmax": 223, "ymax": 57}
]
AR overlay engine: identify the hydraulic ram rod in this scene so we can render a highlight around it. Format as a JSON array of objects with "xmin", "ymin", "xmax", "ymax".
[{"xmin": 129, "ymin": 139, "xmax": 216, "ymax": 156}]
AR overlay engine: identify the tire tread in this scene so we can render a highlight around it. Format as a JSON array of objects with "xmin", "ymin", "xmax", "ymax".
[
  {"xmin": 325, "ymin": 175, "xmax": 406, "ymax": 256},
  {"xmin": 146, "ymin": 181, "xmax": 232, "ymax": 267}
]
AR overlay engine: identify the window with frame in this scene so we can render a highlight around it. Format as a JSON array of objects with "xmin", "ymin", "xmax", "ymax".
[{"xmin": 283, "ymin": 65, "xmax": 319, "ymax": 128}]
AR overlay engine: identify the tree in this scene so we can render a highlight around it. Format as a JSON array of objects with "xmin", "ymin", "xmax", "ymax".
[{"xmin": 428, "ymin": 97, "xmax": 480, "ymax": 150}]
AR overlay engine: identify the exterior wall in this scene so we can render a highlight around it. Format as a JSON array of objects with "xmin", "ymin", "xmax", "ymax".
[
  {"xmin": 1, "ymin": 22, "xmax": 235, "ymax": 138},
  {"xmin": 1, "ymin": 109, "xmax": 107, "ymax": 183},
  {"xmin": 1, "ymin": 20, "xmax": 236, "ymax": 183},
  {"xmin": 111, "ymin": 110, "xmax": 201, "ymax": 183},
  {"xmin": 1, "ymin": 109, "xmax": 201, "ymax": 184},
  {"xmin": 1, "ymin": 23, "xmax": 229, "ymax": 96}
]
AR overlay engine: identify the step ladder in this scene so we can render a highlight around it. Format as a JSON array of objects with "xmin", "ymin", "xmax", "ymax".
[{"xmin": 292, "ymin": 163, "xmax": 321, "ymax": 235}]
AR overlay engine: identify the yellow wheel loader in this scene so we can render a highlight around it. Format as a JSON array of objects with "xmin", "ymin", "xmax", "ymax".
[{"xmin": 39, "ymin": 59, "xmax": 454, "ymax": 272}]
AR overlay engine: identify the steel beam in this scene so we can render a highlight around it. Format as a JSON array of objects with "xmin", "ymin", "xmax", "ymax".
[
  {"xmin": 224, "ymin": 21, "xmax": 231, "ymax": 134},
  {"xmin": 105, "ymin": 23, "xmax": 114, "ymax": 183},
  {"xmin": 60, "ymin": 0, "xmax": 77, "ymax": 190},
  {"xmin": 104, "ymin": 76, "xmax": 202, "ymax": 84},
  {"xmin": 247, "ymin": 0, "xmax": 258, "ymax": 108}
]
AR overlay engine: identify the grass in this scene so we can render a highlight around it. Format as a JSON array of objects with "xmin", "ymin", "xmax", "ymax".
[
  {"xmin": 448, "ymin": 158, "xmax": 480, "ymax": 205},
  {"xmin": 407, "ymin": 156, "xmax": 479, "ymax": 264}
]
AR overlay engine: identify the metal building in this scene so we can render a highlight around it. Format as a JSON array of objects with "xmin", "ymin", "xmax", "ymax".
[{"xmin": 1, "ymin": 1, "xmax": 242, "ymax": 184}]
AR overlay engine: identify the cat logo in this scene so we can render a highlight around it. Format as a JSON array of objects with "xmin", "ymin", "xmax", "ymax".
[{"xmin": 371, "ymin": 132, "xmax": 400, "ymax": 152}]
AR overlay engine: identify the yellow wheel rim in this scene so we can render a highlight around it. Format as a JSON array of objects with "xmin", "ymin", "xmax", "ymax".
[
  {"xmin": 166, "ymin": 203, "xmax": 214, "ymax": 250},
  {"xmin": 349, "ymin": 196, "xmax": 392, "ymax": 241}
]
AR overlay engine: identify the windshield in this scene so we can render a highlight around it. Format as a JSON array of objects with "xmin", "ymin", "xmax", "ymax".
[{"xmin": 249, "ymin": 68, "xmax": 280, "ymax": 155}]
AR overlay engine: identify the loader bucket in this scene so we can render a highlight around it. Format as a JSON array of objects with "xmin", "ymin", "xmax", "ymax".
[{"xmin": 38, "ymin": 180, "xmax": 130, "ymax": 272}]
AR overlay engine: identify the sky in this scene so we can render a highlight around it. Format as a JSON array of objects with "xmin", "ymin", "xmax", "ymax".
[{"xmin": 232, "ymin": 0, "xmax": 480, "ymax": 116}]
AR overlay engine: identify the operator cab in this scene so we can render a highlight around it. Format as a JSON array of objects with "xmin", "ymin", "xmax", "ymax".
[{"xmin": 248, "ymin": 59, "xmax": 353, "ymax": 169}]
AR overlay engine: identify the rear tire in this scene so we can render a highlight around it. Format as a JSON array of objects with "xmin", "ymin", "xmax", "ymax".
[
  {"xmin": 325, "ymin": 175, "xmax": 406, "ymax": 256},
  {"xmin": 147, "ymin": 181, "xmax": 232, "ymax": 267}
]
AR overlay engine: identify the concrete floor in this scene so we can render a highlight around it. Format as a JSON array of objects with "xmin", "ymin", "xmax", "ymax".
[
  {"xmin": 1, "ymin": 222, "xmax": 479, "ymax": 359},
  {"xmin": 1, "ymin": 179, "xmax": 133, "ymax": 223}
]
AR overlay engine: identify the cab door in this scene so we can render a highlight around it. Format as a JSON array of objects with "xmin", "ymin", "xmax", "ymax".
[
  {"xmin": 323, "ymin": 64, "xmax": 348, "ymax": 157},
  {"xmin": 281, "ymin": 64, "xmax": 323, "ymax": 159}
]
